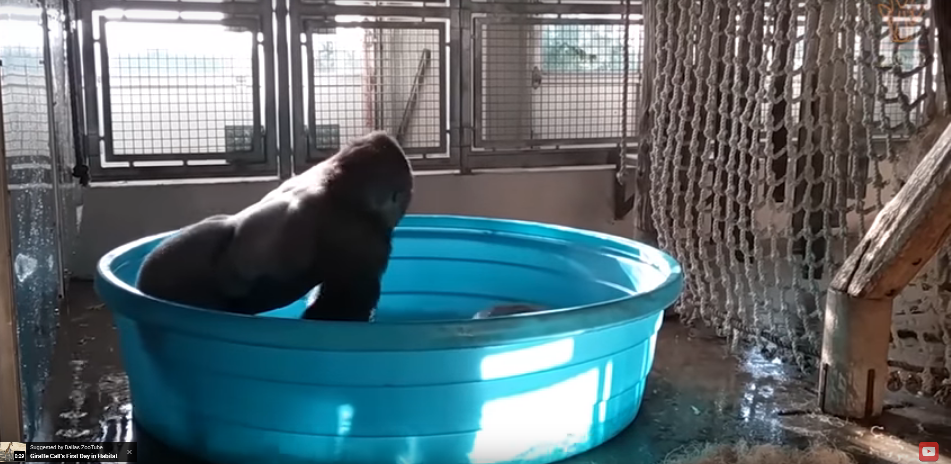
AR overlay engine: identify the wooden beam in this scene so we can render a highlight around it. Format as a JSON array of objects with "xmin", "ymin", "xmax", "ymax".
[
  {"xmin": 819, "ymin": 118, "xmax": 951, "ymax": 419},
  {"xmin": 830, "ymin": 122, "xmax": 951, "ymax": 300}
]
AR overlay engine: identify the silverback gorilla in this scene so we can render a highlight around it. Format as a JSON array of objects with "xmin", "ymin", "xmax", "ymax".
[{"xmin": 136, "ymin": 131, "xmax": 414, "ymax": 322}]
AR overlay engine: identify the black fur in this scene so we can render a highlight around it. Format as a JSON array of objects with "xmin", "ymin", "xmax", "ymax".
[{"xmin": 136, "ymin": 131, "xmax": 414, "ymax": 321}]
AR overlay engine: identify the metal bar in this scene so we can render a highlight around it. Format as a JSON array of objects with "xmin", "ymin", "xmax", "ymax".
[
  {"xmin": 437, "ymin": 23, "xmax": 448, "ymax": 155},
  {"xmin": 83, "ymin": 0, "xmax": 260, "ymax": 14},
  {"xmin": 97, "ymin": 16, "xmax": 118, "ymax": 164},
  {"xmin": 373, "ymin": 28, "xmax": 383, "ymax": 133},
  {"xmin": 471, "ymin": 16, "xmax": 483, "ymax": 149},
  {"xmin": 103, "ymin": 152, "xmax": 268, "ymax": 162},
  {"xmin": 474, "ymin": 16, "xmax": 637, "ymax": 26},
  {"xmin": 0, "ymin": 13, "xmax": 42, "ymax": 21},
  {"xmin": 476, "ymin": 137, "xmax": 640, "ymax": 149},
  {"xmin": 0, "ymin": 61, "xmax": 25, "ymax": 444},
  {"xmin": 296, "ymin": 5, "xmax": 450, "ymax": 18},
  {"xmin": 396, "ymin": 155, "xmax": 455, "ymax": 169},
  {"xmin": 288, "ymin": 0, "xmax": 307, "ymax": 169},
  {"xmin": 104, "ymin": 17, "xmax": 259, "ymax": 28},
  {"xmin": 458, "ymin": 0, "xmax": 471, "ymax": 173},
  {"xmin": 260, "ymin": 0, "xmax": 280, "ymax": 175},
  {"xmin": 64, "ymin": 0, "xmax": 89, "ymax": 185},
  {"xmin": 79, "ymin": 0, "xmax": 102, "ymax": 173},
  {"xmin": 448, "ymin": 0, "xmax": 464, "ymax": 171},
  {"xmin": 469, "ymin": 3, "xmax": 641, "ymax": 16},
  {"xmin": 304, "ymin": 30, "xmax": 316, "ymax": 168},
  {"xmin": 472, "ymin": 140, "xmax": 634, "ymax": 152},
  {"xmin": 250, "ymin": 18, "xmax": 264, "ymax": 157},
  {"xmin": 304, "ymin": 19, "xmax": 446, "ymax": 30},
  {"xmin": 466, "ymin": 149, "xmax": 620, "ymax": 169},
  {"xmin": 275, "ymin": 0, "xmax": 293, "ymax": 179},
  {"xmin": 295, "ymin": 152, "xmax": 455, "ymax": 170},
  {"xmin": 310, "ymin": 145, "xmax": 443, "ymax": 157},
  {"xmin": 404, "ymin": 147, "xmax": 449, "ymax": 156},
  {"xmin": 88, "ymin": 162, "xmax": 280, "ymax": 181},
  {"xmin": 396, "ymin": 48, "xmax": 432, "ymax": 144}
]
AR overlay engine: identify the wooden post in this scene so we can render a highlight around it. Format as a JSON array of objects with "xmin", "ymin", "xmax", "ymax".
[
  {"xmin": 819, "ymin": 291, "xmax": 892, "ymax": 418},
  {"xmin": 818, "ymin": 120, "xmax": 951, "ymax": 419}
]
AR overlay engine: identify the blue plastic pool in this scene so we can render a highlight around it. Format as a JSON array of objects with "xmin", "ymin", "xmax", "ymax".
[{"xmin": 95, "ymin": 215, "xmax": 683, "ymax": 464}]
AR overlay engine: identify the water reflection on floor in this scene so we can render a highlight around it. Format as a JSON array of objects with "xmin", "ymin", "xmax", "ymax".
[{"xmin": 37, "ymin": 282, "xmax": 951, "ymax": 464}]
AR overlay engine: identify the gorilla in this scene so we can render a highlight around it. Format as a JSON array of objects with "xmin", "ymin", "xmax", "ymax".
[{"xmin": 136, "ymin": 131, "xmax": 413, "ymax": 322}]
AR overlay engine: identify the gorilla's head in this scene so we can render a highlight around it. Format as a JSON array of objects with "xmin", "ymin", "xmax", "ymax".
[{"xmin": 327, "ymin": 131, "xmax": 414, "ymax": 230}]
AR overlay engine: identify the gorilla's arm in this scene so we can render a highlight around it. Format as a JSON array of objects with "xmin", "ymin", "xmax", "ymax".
[
  {"xmin": 303, "ymin": 273, "xmax": 382, "ymax": 321},
  {"xmin": 299, "ymin": 205, "xmax": 393, "ymax": 322}
]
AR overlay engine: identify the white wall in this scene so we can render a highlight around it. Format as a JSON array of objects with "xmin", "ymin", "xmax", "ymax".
[{"xmin": 72, "ymin": 167, "xmax": 633, "ymax": 279}]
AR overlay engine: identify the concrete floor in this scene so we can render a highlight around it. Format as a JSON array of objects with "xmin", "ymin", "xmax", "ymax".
[{"xmin": 35, "ymin": 281, "xmax": 951, "ymax": 464}]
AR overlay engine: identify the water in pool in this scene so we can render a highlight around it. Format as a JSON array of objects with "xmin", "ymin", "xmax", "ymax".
[{"xmin": 260, "ymin": 223, "xmax": 649, "ymax": 322}]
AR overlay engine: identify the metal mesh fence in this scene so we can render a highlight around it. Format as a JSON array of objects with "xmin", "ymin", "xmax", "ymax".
[
  {"xmin": 304, "ymin": 23, "xmax": 445, "ymax": 158},
  {"xmin": 101, "ymin": 21, "xmax": 258, "ymax": 156},
  {"xmin": 474, "ymin": 17, "xmax": 641, "ymax": 148},
  {"xmin": 647, "ymin": 0, "xmax": 950, "ymax": 401},
  {"xmin": 1, "ymin": 44, "xmax": 50, "ymax": 162},
  {"xmin": 0, "ymin": 8, "xmax": 66, "ymax": 439},
  {"xmin": 81, "ymin": 0, "xmax": 644, "ymax": 177}
]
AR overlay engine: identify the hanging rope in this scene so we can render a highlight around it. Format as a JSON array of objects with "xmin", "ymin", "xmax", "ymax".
[{"xmin": 616, "ymin": 0, "xmax": 632, "ymax": 183}]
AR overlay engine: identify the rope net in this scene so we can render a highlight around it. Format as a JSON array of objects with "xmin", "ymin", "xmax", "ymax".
[{"xmin": 646, "ymin": 0, "xmax": 951, "ymax": 402}]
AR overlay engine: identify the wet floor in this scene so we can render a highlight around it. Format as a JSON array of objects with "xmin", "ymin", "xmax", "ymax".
[{"xmin": 35, "ymin": 281, "xmax": 951, "ymax": 463}]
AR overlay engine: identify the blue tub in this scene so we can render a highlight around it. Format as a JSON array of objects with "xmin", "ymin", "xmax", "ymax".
[{"xmin": 95, "ymin": 215, "xmax": 683, "ymax": 464}]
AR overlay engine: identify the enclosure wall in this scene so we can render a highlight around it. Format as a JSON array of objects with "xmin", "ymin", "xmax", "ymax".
[
  {"xmin": 72, "ymin": 168, "xmax": 630, "ymax": 279},
  {"xmin": 0, "ymin": 0, "xmax": 81, "ymax": 439}
]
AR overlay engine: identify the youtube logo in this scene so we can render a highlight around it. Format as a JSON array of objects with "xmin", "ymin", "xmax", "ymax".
[{"xmin": 920, "ymin": 442, "xmax": 939, "ymax": 462}]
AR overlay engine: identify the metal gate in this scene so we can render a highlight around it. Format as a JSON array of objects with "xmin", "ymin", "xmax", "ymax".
[{"xmin": 74, "ymin": 0, "xmax": 642, "ymax": 182}]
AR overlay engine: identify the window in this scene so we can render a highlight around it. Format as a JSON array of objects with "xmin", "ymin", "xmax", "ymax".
[
  {"xmin": 540, "ymin": 24, "xmax": 639, "ymax": 73},
  {"xmin": 311, "ymin": 28, "xmax": 365, "ymax": 76}
]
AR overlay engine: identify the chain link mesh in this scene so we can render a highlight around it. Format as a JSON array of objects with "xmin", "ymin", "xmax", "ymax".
[{"xmin": 646, "ymin": 0, "xmax": 951, "ymax": 402}]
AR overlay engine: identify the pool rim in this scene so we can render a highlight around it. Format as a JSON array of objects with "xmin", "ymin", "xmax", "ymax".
[{"xmin": 95, "ymin": 214, "xmax": 683, "ymax": 351}]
